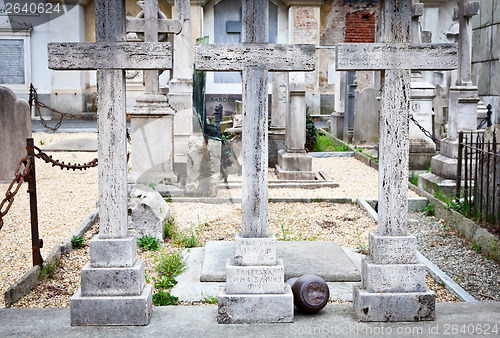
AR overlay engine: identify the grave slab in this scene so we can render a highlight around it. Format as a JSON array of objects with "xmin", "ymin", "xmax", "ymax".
[
  {"xmin": 43, "ymin": 138, "xmax": 97, "ymax": 152},
  {"xmin": 200, "ymin": 241, "xmax": 361, "ymax": 282}
]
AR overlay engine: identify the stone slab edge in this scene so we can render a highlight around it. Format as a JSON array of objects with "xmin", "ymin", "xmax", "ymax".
[
  {"xmin": 409, "ymin": 182, "xmax": 500, "ymax": 265},
  {"xmin": 4, "ymin": 208, "xmax": 99, "ymax": 308},
  {"xmin": 357, "ymin": 197, "xmax": 478, "ymax": 303},
  {"xmin": 320, "ymin": 129, "xmax": 379, "ymax": 170}
]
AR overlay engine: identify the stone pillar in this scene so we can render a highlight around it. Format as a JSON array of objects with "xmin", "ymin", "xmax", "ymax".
[
  {"xmin": 343, "ymin": 71, "xmax": 357, "ymax": 143},
  {"xmin": 276, "ymin": 73, "xmax": 315, "ymax": 180},
  {"xmin": 268, "ymin": 72, "xmax": 288, "ymax": 167},
  {"xmin": 170, "ymin": 0, "xmax": 194, "ymax": 174},
  {"xmin": 330, "ymin": 70, "xmax": 345, "ymax": 139}
]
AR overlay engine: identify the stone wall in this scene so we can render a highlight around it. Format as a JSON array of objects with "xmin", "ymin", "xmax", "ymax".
[{"xmin": 471, "ymin": 0, "xmax": 500, "ymax": 123}]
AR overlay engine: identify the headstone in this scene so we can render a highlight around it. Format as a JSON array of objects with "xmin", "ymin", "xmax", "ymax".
[
  {"xmin": 353, "ymin": 87, "xmax": 379, "ymax": 145},
  {"xmin": 432, "ymin": 84, "xmax": 448, "ymax": 140},
  {"xmin": 195, "ymin": 0, "xmax": 315, "ymax": 323},
  {"xmin": 128, "ymin": 184, "xmax": 170, "ymax": 241},
  {"xmin": 47, "ymin": 0, "xmax": 176, "ymax": 325},
  {"xmin": 127, "ymin": 0, "xmax": 182, "ymax": 193},
  {"xmin": 170, "ymin": 0, "xmax": 195, "ymax": 173},
  {"xmin": 336, "ymin": 0, "xmax": 457, "ymax": 321},
  {"xmin": 276, "ymin": 73, "xmax": 315, "ymax": 180},
  {"xmin": 343, "ymin": 71, "xmax": 357, "ymax": 143},
  {"xmin": 0, "ymin": 86, "xmax": 31, "ymax": 181},
  {"xmin": 419, "ymin": 0, "xmax": 480, "ymax": 195}
]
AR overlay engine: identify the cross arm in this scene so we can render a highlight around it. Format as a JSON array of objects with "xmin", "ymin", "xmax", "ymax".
[
  {"xmin": 336, "ymin": 43, "xmax": 457, "ymax": 71},
  {"xmin": 453, "ymin": 1, "xmax": 480, "ymax": 20},
  {"xmin": 126, "ymin": 18, "xmax": 182, "ymax": 34},
  {"xmin": 48, "ymin": 42, "xmax": 172, "ymax": 70},
  {"xmin": 195, "ymin": 44, "xmax": 316, "ymax": 71}
]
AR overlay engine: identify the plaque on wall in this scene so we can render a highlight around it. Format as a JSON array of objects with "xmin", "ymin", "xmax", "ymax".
[{"xmin": 0, "ymin": 39, "xmax": 25, "ymax": 84}]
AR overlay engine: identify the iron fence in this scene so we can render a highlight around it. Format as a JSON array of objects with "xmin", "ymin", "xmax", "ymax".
[{"xmin": 457, "ymin": 130, "xmax": 499, "ymax": 229}]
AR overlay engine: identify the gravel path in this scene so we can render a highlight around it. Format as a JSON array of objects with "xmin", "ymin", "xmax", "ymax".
[{"xmin": 408, "ymin": 212, "xmax": 500, "ymax": 302}]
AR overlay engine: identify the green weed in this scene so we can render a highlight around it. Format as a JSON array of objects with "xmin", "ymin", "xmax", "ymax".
[
  {"xmin": 155, "ymin": 248, "xmax": 187, "ymax": 278},
  {"xmin": 164, "ymin": 218, "xmax": 176, "ymax": 240},
  {"xmin": 455, "ymin": 274, "xmax": 463, "ymax": 283},
  {"xmin": 39, "ymin": 140, "xmax": 45, "ymax": 146},
  {"xmin": 138, "ymin": 235, "xmax": 160, "ymax": 251},
  {"xmin": 174, "ymin": 231, "xmax": 201, "ymax": 248},
  {"xmin": 39, "ymin": 260, "xmax": 58, "ymax": 279},
  {"xmin": 152, "ymin": 291, "xmax": 178, "ymax": 306},
  {"xmin": 71, "ymin": 235, "xmax": 85, "ymax": 250},
  {"xmin": 153, "ymin": 275, "xmax": 178, "ymax": 290},
  {"xmin": 472, "ymin": 242, "xmax": 482, "ymax": 253},
  {"xmin": 409, "ymin": 172, "xmax": 419, "ymax": 186},
  {"xmin": 424, "ymin": 202, "xmax": 435, "ymax": 216},
  {"xmin": 201, "ymin": 292, "xmax": 218, "ymax": 304}
]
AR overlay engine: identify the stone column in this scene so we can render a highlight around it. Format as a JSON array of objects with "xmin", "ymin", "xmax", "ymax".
[
  {"xmin": 418, "ymin": 0, "xmax": 480, "ymax": 195},
  {"xmin": 268, "ymin": 73, "xmax": 288, "ymax": 167},
  {"xmin": 276, "ymin": 73, "xmax": 315, "ymax": 180},
  {"xmin": 343, "ymin": 71, "xmax": 357, "ymax": 143},
  {"xmin": 170, "ymin": 0, "xmax": 195, "ymax": 175},
  {"xmin": 330, "ymin": 70, "xmax": 345, "ymax": 139}
]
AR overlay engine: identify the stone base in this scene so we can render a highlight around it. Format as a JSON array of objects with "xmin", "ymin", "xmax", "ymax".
[
  {"xmin": 409, "ymin": 151, "xmax": 435, "ymax": 170},
  {"xmin": 71, "ymin": 285, "xmax": 153, "ymax": 326},
  {"xmin": 353, "ymin": 286, "xmax": 435, "ymax": 322},
  {"xmin": 276, "ymin": 148, "xmax": 315, "ymax": 180},
  {"xmin": 89, "ymin": 233, "xmax": 137, "ymax": 268},
  {"xmin": 217, "ymin": 285, "xmax": 294, "ymax": 324},
  {"xmin": 268, "ymin": 131, "xmax": 285, "ymax": 168},
  {"xmin": 80, "ymin": 261, "xmax": 145, "ymax": 297},
  {"xmin": 418, "ymin": 172, "xmax": 456, "ymax": 197}
]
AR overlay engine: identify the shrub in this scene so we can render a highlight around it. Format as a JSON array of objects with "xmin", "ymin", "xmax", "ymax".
[
  {"xmin": 138, "ymin": 235, "xmax": 160, "ymax": 251},
  {"xmin": 152, "ymin": 291, "xmax": 178, "ymax": 306},
  {"xmin": 155, "ymin": 248, "xmax": 187, "ymax": 278}
]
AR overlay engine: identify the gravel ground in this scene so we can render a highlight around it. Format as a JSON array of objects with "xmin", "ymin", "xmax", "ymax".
[
  {"xmin": 0, "ymin": 132, "xmax": 98, "ymax": 308},
  {"xmin": 11, "ymin": 203, "xmax": 457, "ymax": 307},
  {"xmin": 408, "ymin": 212, "xmax": 500, "ymax": 302}
]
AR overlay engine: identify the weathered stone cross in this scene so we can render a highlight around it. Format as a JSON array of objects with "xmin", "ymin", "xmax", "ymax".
[
  {"xmin": 337, "ymin": 0, "xmax": 457, "ymax": 322},
  {"xmin": 453, "ymin": 0, "xmax": 480, "ymax": 86},
  {"xmin": 196, "ymin": 0, "xmax": 315, "ymax": 239},
  {"xmin": 47, "ymin": 0, "xmax": 173, "ymax": 325}
]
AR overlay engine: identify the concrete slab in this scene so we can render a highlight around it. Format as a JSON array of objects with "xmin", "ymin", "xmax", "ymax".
[
  {"xmin": 200, "ymin": 241, "xmax": 361, "ymax": 283},
  {"xmin": 1, "ymin": 303, "xmax": 499, "ymax": 337},
  {"xmin": 43, "ymin": 138, "xmax": 98, "ymax": 152}
]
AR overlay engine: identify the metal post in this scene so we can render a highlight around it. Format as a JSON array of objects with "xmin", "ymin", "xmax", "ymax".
[
  {"xmin": 456, "ymin": 132, "xmax": 463, "ymax": 200},
  {"xmin": 26, "ymin": 138, "xmax": 43, "ymax": 266}
]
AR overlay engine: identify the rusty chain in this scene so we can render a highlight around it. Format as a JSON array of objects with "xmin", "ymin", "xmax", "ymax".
[
  {"xmin": 29, "ymin": 84, "xmax": 97, "ymax": 132},
  {"xmin": 0, "ymin": 158, "xmax": 32, "ymax": 230},
  {"xmin": 33, "ymin": 146, "xmax": 98, "ymax": 171},
  {"xmin": 409, "ymin": 114, "xmax": 441, "ymax": 146}
]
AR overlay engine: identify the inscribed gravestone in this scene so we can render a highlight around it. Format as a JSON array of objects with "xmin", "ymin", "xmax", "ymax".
[
  {"xmin": 353, "ymin": 86, "xmax": 379, "ymax": 145},
  {"xmin": 48, "ymin": 0, "xmax": 175, "ymax": 325},
  {"xmin": 336, "ymin": 0, "xmax": 457, "ymax": 322},
  {"xmin": 0, "ymin": 40, "xmax": 25, "ymax": 84},
  {"xmin": 0, "ymin": 86, "xmax": 31, "ymax": 181}
]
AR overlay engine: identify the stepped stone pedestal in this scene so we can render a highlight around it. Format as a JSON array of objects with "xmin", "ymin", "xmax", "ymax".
[{"xmin": 217, "ymin": 234, "xmax": 293, "ymax": 324}]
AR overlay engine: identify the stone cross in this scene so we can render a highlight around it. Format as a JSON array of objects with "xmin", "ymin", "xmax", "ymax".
[
  {"xmin": 196, "ymin": 2, "xmax": 315, "ymax": 239},
  {"xmin": 47, "ymin": 0, "xmax": 173, "ymax": 326},
  {"xmin": 336, "ymin": 0, "xmax": 457, "ymax": 322},
  {"xmin": 411, "ymin": 0, "xmax": 424, "ymax": 43},
  {"xmin": 453, "ymin": 0, "xmax": 480, "ymax": 86},
  {"xmin": 127, "ymin": 0, "xmax": 181, "ymax": 95},
  {"xmin": 196, "ymin": 0, "xmax": 314, "ymax": 324}
]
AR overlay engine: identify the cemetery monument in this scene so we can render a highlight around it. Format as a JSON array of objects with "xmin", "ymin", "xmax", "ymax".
[
  {"xmin": 48, "ymin": 0, "xmax": 175, "ymax": 325},
  {"xmin": 196, "ymin": 0, "xmax": 315, "ymax": 323},
  {"xmin": 336, "ymin": 0, "xmax": 457, "ymax": 321}
]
